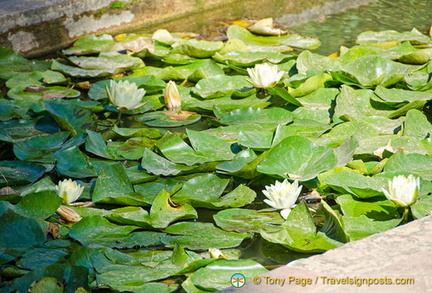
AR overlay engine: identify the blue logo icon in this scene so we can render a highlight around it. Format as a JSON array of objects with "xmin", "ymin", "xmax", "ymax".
[{"xmin": 231, "ymin": 273, "xmax": 246, "ymax": 288}]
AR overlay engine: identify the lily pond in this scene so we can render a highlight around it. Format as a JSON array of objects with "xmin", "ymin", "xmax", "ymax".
[{"xmin": 1, "ymin": 17, "xmax": 432, "ymax": 293}]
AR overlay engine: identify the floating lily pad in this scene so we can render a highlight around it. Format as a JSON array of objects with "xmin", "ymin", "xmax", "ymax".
[
  {"xmin": 214, "ymin": 208, "xmax": 283, "ymax": 233},
  {"xmin": 335, "ymin": 55, "xmax": 411, "ymax": 88},
  {"xmin": 147, "ymin": 189, "xmax": 197, "ymax": 229},
  {"xmin": 162, "ymin": 222, "xmax": 249, "ymax": 250},
  {"xmin": 13, "ymin": 131, "xmax": 70, "ymax": 162},
  {"xmin": 0, "ymin": 160, "xmax": 47, "ymax": 187},
  {"xmin": 215, "ymin": 107, "xmax": 293, "ymax": 127},
  {"xmin": 189, "ymin": 259, "xmax": 267, "ymax": 291},
  {"xmin": 137, "ymin": 111, "xmax": 201, "ymax": 127},
  {"xmin": 0, "ymin": 47, "xmax": 50, "ymax": 80},
  {"xmin": 51, "ymin": 55, "xmax": 144, "ymax": 78},
  {"xmin": 172, "ymin": 39, "xmax": 224, "ymax": 58},
  {"xmin": 356, "ymin": 29, "xmax": 431, "ymax": 45},
  {"xmin": 192, "ymin": 75, "xmax": 254, "ymax": 99},
  {"xmin": 260, "ymin": 203, "xmax": 344, "ymax": 253},
  {"xmin": 321, "ymin": 169, "xmax": 388, "ymax": 198},
  {"xmin": 257, "ymin": 136, "xmax": 337, "ymax": 181}
]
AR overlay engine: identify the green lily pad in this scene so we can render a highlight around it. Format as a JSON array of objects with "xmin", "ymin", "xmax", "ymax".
[
  {"xmin": 227, "ymin": 25, "xmax": 320, "ymax": 52},
  {"xmin": 172, "ymin": 175, "xmax": 256, "ymax": 209},
  {"xmin": 14, "ymin": 190, "xmax": 62, "ymax": 220},
  {"xmin": 342, "ymin": 215, "xmax": 402, "ymax": 241},
  {"xmin": 0, "ymin": 118, "xmax": 60, "ymax": 143},
  {"xmin": 296, "ymin": 50, "xmax": 341, "ymax": 74},
  {"xmin": 260, "ymin": 203, "xmax": 344, "ymax": 253},
  {"xmin": 137, "ymin": 111, "xmax": 201, "ymax": 127},
  {"xmin": 105, "ymin": 206, "xmax": 151, "ymax": 228},
  {"xmin": 322, "ymin": 170, "xmax": 387, "ymax": 198},
  {"xmin": 68, "ymin": 215, "xmax": 139, "ymax": 247},
  {"xmin": 336, "ymin": 55, "xmax": 411, "ymax": 88},
  {"xmin": 411, "ymin": 195, "xmax": 432, "ymax": 219},
  {"xmin": 333, "ymin": 85, "xmax": 391, "ymax": 121},
  {"xmin": 0, "ymin": 160, "xmax": 47, "ymax": 187},
  {"xmin": 189, "ymin": 259, "xmax": 267, "ymax": 291},
  {"xmin": 374, "ymin": 85, "xmax": 432, "ymax": 103},
  {"xmin": 92, "ymin": 163, "xmax": 148, "ymax": 206},
  {"xmin": 62, "ymin": 34, "xmax": 115, "ymax": 55},
  {"xmin": 257, "ymin": 136, "xmax": 337, "ymax": 181},
  {"xmin": 214, "ymin": 208, "xmax": 284, "ymax": 233},
  {"xmin": 162, "ymin": 222, "xmax": 249, "ymax": 250},
  {"xmin": 214, "ymin": 51, "xmax": 291, "ymax": 67},
  {"xmin": 54, "ymin": 146, "xmax": 97, "ymax": 178},
  {"xmin": 0, "ymin": 209, "xmax": 46, "ymax": 249},
  {"xmin": 192, "ymin": 75, "xmax": 253, "ymax": 99},
  {"xmin": 147, "ymin": 189, "xmax": 197, "ymax": 229},
  {"xmin": 403, "ymin": 109, "xmax": 432, "ymax": 139},
  {"xmin": 0, "ymin": 47, "xmax": 50, "ymax": 80},
  {"xmin": 171, "ymin": 174, "xmax": 229, "ymax": 206},
  {"xmin": 51, "ymin": 55, "xmax": 144, "ymax": 78},
  {"xmin": 384, "ymin": 151, "xmax": 432, "ymax": 180},
  {"xmin": 185, "ymin": 94, "xmax": 270, "ymax": 113},
  {"xmin": 356, "ymin": 29, "xmax": 431, "ymax": 45},
  {"xmin": 172, "ymin": 39, "xmax": 224, "ymax": 58},
  {"xmin": 28, "ymin": 277, "xmax": 64, "ymax": 293},
  {"xmin": 215, "ymin": 107, "xmax": 293, "ymax": 127},
  {"xmin": 13, "ymin": 131, "xmax": 70, "ymax": 162},
  {"xmin": 44, "ymin": 102, "xmax": 96, "ymax": 136}
]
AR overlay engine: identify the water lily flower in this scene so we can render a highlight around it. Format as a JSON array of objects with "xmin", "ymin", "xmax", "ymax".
[
  {"xmin": 164, "ymin": 80, "xmax": 182, "ymax": 112},
  {"xmin": 382, "ymin": 174, "xmax": 420, "ymax": 207},
  {"xmin": 56, "ymin": 179, "xmax": 84, "ymax": 205},
  {"xmin": 56, "ymin": 206, "xmax": 82, "ymax": 223},
  {"xmin": 209, "ymin": 248, "xmax": 228, "ymax": 259},
  {"xmin": 262, "ymin": 179, "xmax": 302, "ymax": 219},
  {"xmin": 106, "ymin": 80, "xmax": 146, "ymax": 111},
  {"xmin": 247, "ymin": 63, "xmax": 284, "ymax": 89}
]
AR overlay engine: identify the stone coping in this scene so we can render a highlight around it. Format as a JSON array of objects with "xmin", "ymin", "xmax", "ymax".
[{"xmin": 220, "ymin": 215, "xmax": 432, "ymax": 292}]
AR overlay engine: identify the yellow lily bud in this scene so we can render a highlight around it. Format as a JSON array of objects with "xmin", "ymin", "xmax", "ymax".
[{"xmin": 164, "ymin": 81, "xmax": 182, "ymax": 112}]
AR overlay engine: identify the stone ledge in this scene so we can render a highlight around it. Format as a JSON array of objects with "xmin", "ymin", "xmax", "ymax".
[
  {"xmin": 0, "ymin": 0, "xmax": 231, "ymax": 57},
  {"xmin": 220, "ymin": 215, "xmax": 432, "ymax": 292}
]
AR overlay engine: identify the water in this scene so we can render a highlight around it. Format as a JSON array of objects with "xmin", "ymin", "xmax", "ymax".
[
  {"xmin": 289, "ymin": 0, "xmax": 432, "ymax": 55},
  {"xmin": 141, "ymin": 0, "xmax": 432, "ymax": 55}
]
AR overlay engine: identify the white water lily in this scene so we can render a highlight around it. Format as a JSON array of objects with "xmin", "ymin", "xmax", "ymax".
[
  {"xmin": 246, "ymin": 63, "xmax": 284, "ymax": 89},
  {"xmin": 262, "ymin": 179, "xmax": 302, "ymax": 219},
  {"xmin": 56, "ymin": 179, "xmax": 84, "ymax": 205},
  {"xmin": 382, "ymin": 174, "xmax": 420, "ymax": 207},
  {"xmin": 164, "ymin": 80, "xmax": 181, "ymax": 111},
  {"xmin": 106, "ymin": 80, "xmax": 146, "ymax": 111}
]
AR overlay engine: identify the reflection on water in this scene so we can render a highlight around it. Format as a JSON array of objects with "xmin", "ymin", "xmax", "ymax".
[
  {"xmin": 141, "ymin": 0, "xmax": 431, "ymax": 55},
  {"xmin": 290, "ymin": 0, "xmax": 432, "ymax": 54}
]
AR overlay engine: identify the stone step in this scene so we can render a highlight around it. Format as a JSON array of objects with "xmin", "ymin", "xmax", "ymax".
[{"xmin": 220, "ymin": 215, "xmax": 432, "ymax": 292}]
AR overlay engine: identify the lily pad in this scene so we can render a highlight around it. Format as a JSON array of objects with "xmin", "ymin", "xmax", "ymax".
[
  {"xmin": 384, "ymin": 151, "xmax": 432, "ymax": 180},
  {"xmin": 172, "ymin": 39, "xmax": 224, "ymax": 58},
  {"xmin": 322, "ymin": 170, "xmax": 388, "ymax": 199},
  {"xmin": 68, "ymin": 215, "xmax": 139, "ymax": 247},
  {"xmin": 137, "ymin": 111, "xmax": 201, "ymax": 127},
  {"xmin": 257, "ymin": 136, "xmax": 337, "ymax": 181},
  {"xmin": 214, "ymin": 208, "xmax": 283, "ymax": 233},
  {"xmin": 0, "ymin": 160, "xmax": 46, "ymax": 187},
  {"xmin": 215, "ymin": 107, "xmax": 293, "ymax": 127},
  {"xmin": 189, "ymin": 259, "xmax": 267, "ymax": 291},
  {"xmin": 335, "ymin": 55, "xmax": 411, "ymax": 88},
  {"xmin": 260, "ymin": 203, "xmax": 344, "ymax": 253},
  {"xmin": 51, "ymin": 55, "xmax": 144, "ymax": 78},
  {"xmin": 147, "ymin": 189, "xmax": 197, "ymax": 229},
  {"xmin": 13, "ymin": 131, "xmax": 70, "ymax": 162},
  {"xmin": 192, "ymin": 75, "xmax": 253, "ymax": 99},
  {"xmin": 162, "ymin": 222, "xmax": 249, "ymax": 250}
]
